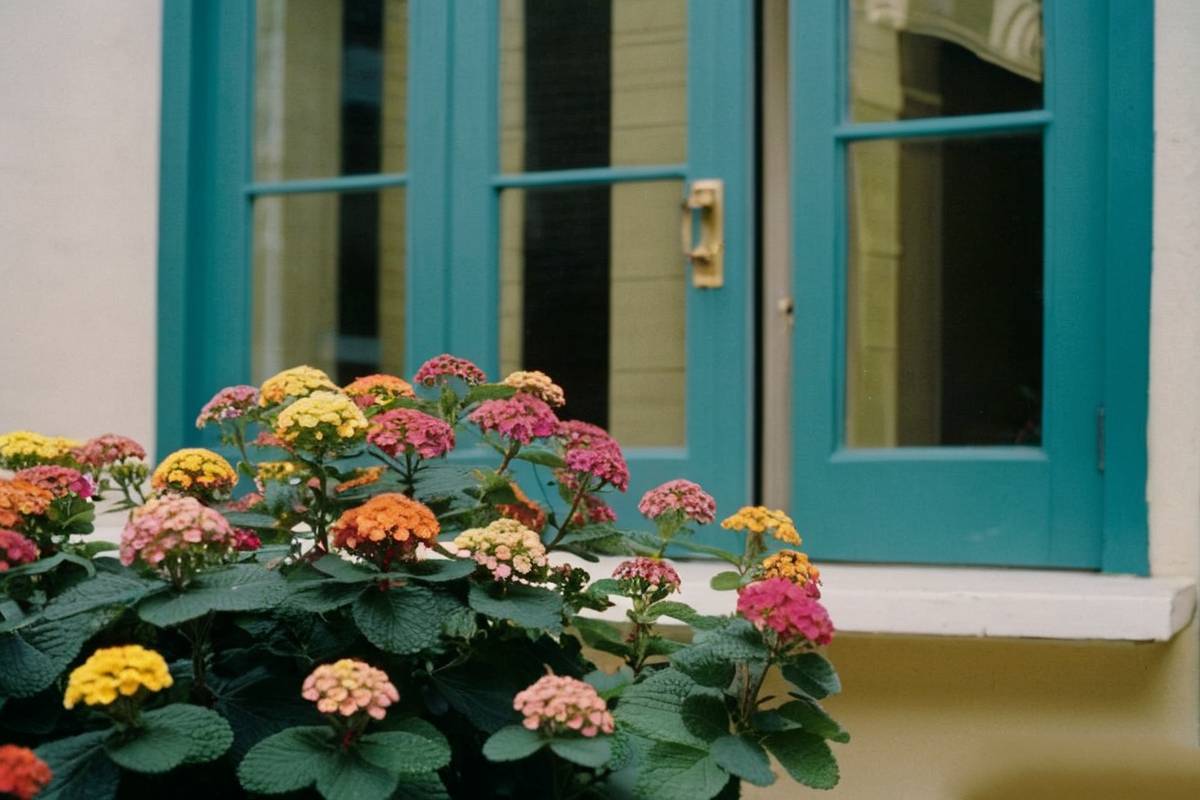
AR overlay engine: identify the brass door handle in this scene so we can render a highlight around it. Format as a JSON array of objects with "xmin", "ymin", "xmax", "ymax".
[{"xmin": 681, "ymin": 179, "xmax": 724, "ymax": 288}]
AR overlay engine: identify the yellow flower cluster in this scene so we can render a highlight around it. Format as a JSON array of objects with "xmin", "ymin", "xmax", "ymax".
[
  {"xmin": 259, "ymin": 365, "xmax": 338, "ymax": 408},
  {"xmin": 721, "ymin": 506, "xmax": 801, "ymax": 545},
  {"xmin": 151, "ymin": 448, "xmax": 237, "ymax": 499},
  {"xmin": 274, "ymin": 391, "xmax": 369, "ymax": 452},
  {"xmin": 0, "ymin": 431, "xmax": 81, "ymax": 469},
  {"xmin": 63, "ymin": 645, "xmax": 173, "ymax": 709},
  {"xmin": 502, "ymin": 370, "xmax": 566, "ymax": 407},
  {"xmin": 759, "ymin": 549, "xmax": 820, "ymax": 587},
  {"xmin": 256, "ymin": 460, "xmax": 301, "ymax": 484}
]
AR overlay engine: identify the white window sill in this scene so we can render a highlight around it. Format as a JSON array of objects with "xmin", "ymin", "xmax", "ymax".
[{"xmin": 579, "ymin": 557, "xmax": 1197, "ymax": 643}]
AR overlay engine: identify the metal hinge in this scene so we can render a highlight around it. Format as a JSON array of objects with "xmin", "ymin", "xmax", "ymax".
[{"xmin": 1096, "ymin": 405, "xmax": 1106, "ymax": 473}]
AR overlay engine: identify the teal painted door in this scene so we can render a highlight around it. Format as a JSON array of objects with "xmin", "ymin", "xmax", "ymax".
[
  {"xmin": 790, "ymin": 1, "xmax": 1108, "ymax": 567},
  {"xmin": 408, "ymin": 1, "xmax": 756, "ymax": 524}
]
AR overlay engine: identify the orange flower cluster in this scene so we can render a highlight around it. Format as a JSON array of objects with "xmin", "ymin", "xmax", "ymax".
[
  {"xmin": 0, "ymin": 745, "xmax": 52, "ymax": 800},
  {"xmin": 758, "ymin": 549, "xmax": 821, "ymax": 594},
  {"xmin": 343, "ymin": 374, "xmax": 416, "ymax": 410},
  {"xmin": 496, "ymin": 481, "xmax": 547, "ymax": 533},
  {"xmin": 331, "ymin": 493, "xmax": 440, "ymax": 567},
  {"xmin": 334, "ymin": 466, "xmax": 386, "ymax": 494},
  {"xmin": 0, "ymin": 479, "xmax": 54, "ymax": 529}
]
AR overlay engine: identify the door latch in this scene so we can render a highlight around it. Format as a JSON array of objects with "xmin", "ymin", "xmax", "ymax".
[{"xmin": 681, "ymin": 179, "xmax": 724, "ymax": 288}]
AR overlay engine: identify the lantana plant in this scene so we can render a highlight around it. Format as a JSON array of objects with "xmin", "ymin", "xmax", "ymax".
[{"xmin": 0, "ymin": 355, "xmax": 847, "ymax": 800}]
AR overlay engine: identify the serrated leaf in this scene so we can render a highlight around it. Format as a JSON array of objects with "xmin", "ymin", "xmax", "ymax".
[
  {"xmin": 633, "ymin": 742, "xmax": 728, "ymax": 800},
  {"xmin": 237, "ymin": 726, "xmax": 334, "ymax": 795},
  {"xmin": 0, "ymin": 608, "xmax": 122, "ymax": 698},
  {"xmin": 671, "ymin": 539, "xmax": 743, "ymax": 566},
  {"xmin": 709, "ymin": 571, "xmax": 744, "ymax": 591},
  {"xmin": 312, "ymin": 553, "xmax": 381, "ymax": 583},
  {"xmin": 394, "ymin": 772, "xmax": 450, "ymax": 800},
  {"xmin": 430, "ymin": 662, "xmax": 523, "ymax": 733},
  {"xmin": 583, "ymin": 665, "xmax": 635, "ymax": 700},
  {"xmin": 692, "ymin": 618, "xmax": 769, "ymax": 662},
  {"xmin": 35, "ymin": 730, "xmax": 120, "ymax": 800},
  {"xmin": 679, "ymin": 693, "xmax": 728, "ymax": 743},
  {"xmin": 613, "ymin": 669, "xmax": 706, "ymax": 748},
  {"xmin": 571, "ymin": 616, "xmax": 629, "ymax": 658},
  {"xmin": 585, "ymin": 578, "xmax": 621, "ymax": 597},
  {"xmin": 775, "ymin": 698, "xmax": 850, "ymax": 743},
  {"xmin": 388, "ymin": 557, "xmax": 477, "ymax": 583},
  {"xmin": 104, "ymin": 703, "xmax": 233, "ymax": 773},
  {"xmin": 482, "ymin": 724, "xmax": 546, "ymax": 762},
  {"xmin": 763, "ymin": 729, "xmax": 840, "ymax": 790},
  {"xmin": 412, "ymin": 463, "xmax": 479, "ymax": 502},
  {"xmin": 550, "ymin": 735, "xmax": 612, "ymax": 768},
  {"xmin": 353, "ymin": 585, "xmax": 446, "ymax": 655},
  {"xmin": 468, "ymin": 582, "xmax": 562, "ymax": 633},
  {"xmin": 137, "ymin": 564, "xmax": 287, "ymax": 626},
  {"xmin": 671, "ymin": 645, "xmax": 736, "ymax": 689},
  {"xmin": 644, "ymin": 601, "xmax": 723, "ymax": 630},
  {"xmin": 284, "ymin": 580, "xmax": 366, "ymax": 613},
  {"xmin": 513, "ymin": 447, "xmax": 566, "ymax": 468},
  {"xmin": 0, "ymin": 552, "xmax": 91, "ymax": 581},
  {"xmin": 211, "ymin": 668, "xmax": 322, "ymax": 760},
  {"xmin": 43, "ymin": 573, "xmax": 161, "ymax": 620},
  {"xmin": 711, "ymin": 734, "xmax": 775, "ymax": 786},
  {"xmin": 358, "ymin": 726, "xmax": 452, "ymax": 774},
  {"xmin": 782, "ymin": 652, "xmax": 841, "ymax": 699}
]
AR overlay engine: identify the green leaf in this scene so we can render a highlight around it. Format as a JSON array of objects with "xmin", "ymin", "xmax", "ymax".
[
  {"xmin": 430, "ymin": 662, "xmax": 522, "ymax": 733},
  {"xmin": 585, "ymin": 578, "xmax": 622, "ymax": 597},
  {"xmin": 774, "ymin": 698, "xmax": 850, "ymax": 743},
  {"xmin": 352, "ymin": 585, "xmax": 446, "ymax": 654},
  {"xmin": 43, "ymin": 572, "xmax": 161, "ymax": 620},
  {"xmin": 221, "ymin": 511, "xmax": 285, "ymax": 530},
  {"xmin": 412, "ymin": 463, "xmax": 479, "ymax": 502},
  {"xmin": 571, "ymin": 616, "xmax": 629, "ymax": 658},
  {"xmin": 71, "ymin": 540, "xmax": 119, "ymax": 558},
  {"xmin": 709, "ymin": 571, "xmax": 744, "ymax": 591},
  {"xmin": 644, "ymin": 601, "xmax": 723, "ymax": 630},
  {"xmin": 211, "ymin": 669, "xmax": 322, "ymax": 760},
  {"xmin": 358, "ymin": 724, "xmax": 452, "ymax": 774},
  {"xmin": 482, "ymin": 724, "xmax": 546, "ymax": 762},
  {"xmin": 711, "ymin": 734, "xmax": 775, "ymax": 787},
  {"xmin": 468, "ymin": 582, "xmax": 563, "ymax": 633},
  {"xmin": 633, "ymin": 742, "xmax": 728, "ymax": 800},
  {"xmin": 782, "ymin": 652, "xmax": 841, "ymax": 699},
  {"xmin": 583, "ymin": 665, "xmax": 635, "ymax": 700},
  {"xmin": 679, "ymin": 693, "xmax": 729, "ymax": 744},
  {"xmin": 550, "ymin": 735, "xmax": 612, "ymax": 768},
  {"xmin": 513, "ymin": 447, "xmax": 566, "ymax": 468},
  {"xmin": 393, "ymin": 772, "xmax": 450, "ymax": 800},
  {"xmin": 387, "ymin": 557, "xmax": 477, "ymax": 583},
  {"xmin": 465, "ymin": 383, "xmax": 518, "ymax": 404},
  {"xmin": 237, "ymin": 726, "xmax": 334, "ymax": 795},
  {"xmin": 0, "ymin": 607, "xmax": 123, "ymax": 698},
  {"xmin": 763, "ymin": 730, "xmax": 840, "ymax": 790},
  {"xmin": 36, "ymin": 730, "xmax": 120, "ymax": 800},
  {"xmin": 671, "ymin": 645, "xmax": 736, "ymax": 689},
  {"xmin": 284, "ymin": 580, "xmax": 366, "ymax": 613},
  {"xmin": 691, "ymin": 618, "xmax": 770, "ymax": 662},
  {"xmin": 613, "ymin": 669, "xmax": 707, "ymax": 748},
  {"xmin": 0, "ymin": 552, "xmax": 93, "ymax": 581},
  {"xmin": 671, "ymin": 540, "xmax": 743, "ymax": 566},
  {"xmin": 137, "ymin": 564, "xmax": 288, "ymax": 626},
  {"xmin": 312, "ymin": 553, "xmax": 380, "ymax": 582},
  {"xmin": 104, "ymin": 704, "xmax": 233, "ymax": 773}
]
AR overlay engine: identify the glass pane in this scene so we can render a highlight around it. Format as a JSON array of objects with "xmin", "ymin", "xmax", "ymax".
[
  {"xmin": 844, "ymin": 134, "xmax": 1043, "ymax": 447},
  {"xmin": 254, "ymin": 0, "xmax": 407, "ymax": 180},
  {"xmin": 500, "ymin": 0, "xmax": 686, "ymax": 173},
  {"xmin": 499, "ymin": 182, "xmax": 685, "ymax": 446},
  {"xmin": 848, "ymin": 0, "xmax": 1042, "ymax": 122},
  {"xmin": 252, "ymin": 189, "xmax": 406, "ymax": 384}
]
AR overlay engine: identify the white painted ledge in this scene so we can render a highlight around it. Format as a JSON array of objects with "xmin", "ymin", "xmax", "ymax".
[{"xmin": 579, "ymin": 558, "xmax": 1197, "ymax": 643}]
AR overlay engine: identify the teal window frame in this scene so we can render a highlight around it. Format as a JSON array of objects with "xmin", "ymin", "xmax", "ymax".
[{"xmin": 789, "ymin": 1, "xmax": 1152, "ymax": 573}]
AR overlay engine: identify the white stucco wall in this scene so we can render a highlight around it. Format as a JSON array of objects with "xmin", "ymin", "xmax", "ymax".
[
  {"xmin": 1149, "ymin": 0, "xmax": 1200, "ymax": 579},
  {"xmin": 0, "ymin": 0, "xmax": 161, "ymax": 454}
]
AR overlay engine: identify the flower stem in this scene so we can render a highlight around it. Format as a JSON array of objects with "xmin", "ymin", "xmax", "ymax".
[{"xmin": 547, "ymin": 477, "xmax": 593, "ymax": 551}]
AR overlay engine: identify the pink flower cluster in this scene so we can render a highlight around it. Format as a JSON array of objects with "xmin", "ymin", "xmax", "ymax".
[
  {"xmin": 557, "ymin": 420, "xmax": 629, "ymax": 491},
  {"xmin": 232, "ymin": 528, "xmax": 262, "ymax": 551},
  {"xmin": 195, "ymin": 385, "xmax": 259, "ymax": 428},
  {"xmin": 469, "ymin": 394, "xmax": 558, "ymax": 445},
  {"xmin": 13, "ymin": 466, "xmax": 94, "ymax": 499},
  {"xmin": 72, "ymin": 434, "xmax": 146, "ymax": 469},
  {"xmin": 302, "ymin": 659, "xmax": 400, "ymax": 721},
  {"xmin": 0, "ymin": 529, "xmax": 38, "ymax": 571},
  {"xmin": 637, "ymin": 479, "xmax": 716, "ymax": 525},
  {"xmin": 120, "ymin": 495, "xmax": 234, "ymax": 570},
  {"xmin": 737, "ymin": 577, "xmax": 834, "ymax": 646},
  {"xmin": 571, "ymin": 493, "xmax": 616, "ymax": 526},
  {"xmin": 413, "ymin": 354, "xmax": 487, "ymax": 387},
  {"xmin": 513, "ymin": 675, "xmax": 615, "ymax": 738},
  {"xmin": 367, "ymin": 408, "xmax": 456, "ymax": 460},
  {"xmin": 224, "ymin": 492, "xmax": 264, "ymax": 513},
  {"xmin": 613, "ymin": 557, "xmax": 681, "ymax": 596}
]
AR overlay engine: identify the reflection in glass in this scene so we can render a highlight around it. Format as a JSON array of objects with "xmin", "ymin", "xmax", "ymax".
[
  {"xmin": 500, "ymin": 182, "xmax": 685, "ymax": 446},
  {"xmin": 500, "ymin": 0, "xmax": 686, "ymax": 173},
  {"xmin": 252, "ymin": 189, "xmax": 406, "ymax": 384},
  {"xmin": 848, "ymin": 0, "xmax": 1042, "ymax": 122},
  {"xmin": 845, "ymin": 135, "xmax": 1043, "ymax": 447},
  {"xmin": 254, "ymin": 0, "xmax": 407, "ymax": 180}
]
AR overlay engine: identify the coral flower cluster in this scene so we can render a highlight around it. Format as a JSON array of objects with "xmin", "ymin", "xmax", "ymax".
[
  {"xmin": 63, "ymin": 645, "xmax": 174, "ymax": 709},
  {"xmin": 72, "ymin": 434, "xmax": 146, "ymax": 470},
  {"xmin": 302, "ymin": 659, "xmax": 399, "ymax": 721},
  {"xmin": 513, "ymin": 675, "xmax": 615, "ymax": 738},
  {"xmin": 721, "ymin": 506, "xmax": 801, "ymax": 545},
  {"xmin": 13, "ymin": 466, "xmax": 94, "ymax": 499},
  {"xmin": 413, "ymin": 354, "xmax": 487, "ymax": 387},
  {"xmin": 737, "ymin": 577, "xmax": 834, "ymax": 646},
  {"xmin": 274, "ymin": 391, "xmax": 369, "ymax": 453},
  {"xmin": 502, "ymin": 370, "xmax": 565, "ymax": 407},
  {"xmin": 0, "ymin": 530, "xmax": 38, "ymax": 571},
  {"xmin": 331, "ymin": 493, "xmax": 440, "ymax": 566},
  {"xmin": 343, "ymin": 374, "xmax": 416, "ymax": 410},
  {"xmin": 334, "ymin": 466, "xmax": 386, "ymax": 495},
  {"xmin": 367, "ymin": 408, "xmax": 455, "ymax": 460},
  {"xmin": 0, "ymin": 431, "xmax": 80, "ymax": 470},
  {"xmin": 120, "ymin": 495, "xmax": 234, "ymax": 580},
  {"xmin": 612, "ymin": 557, "xmax": 682, "ymax": 599},
  {"xmin": 151, "ymin": 448, "xmax": 237, "ymax": 500},
  {"xmin": 195, "ymin": 384, "xmax": 259, "ymax": 428},
  {"xmin": 557, "ymin": 421, "xmax": 629, "ymax": 492},
  {"xmin": 469, "ymin": 394, "xmax": 558, "ymax": 446},
  {"xmin": 637, "ymin": 479, "xmax": 716, "ymax": 525},
  {"xmin": 0, "ymin": 745, "xmax": 52, "ymax": 800},
  {"xmin": 0, "ymin": 480, "xmax": 54, "ymax": 530},
  {"xmin": 258, "ymin": 365, "xmax": 338, "ymax": 408},
  {"xmin": 453, "ymin": 518, "xmax": 548, "ymax": 580},
  {"xmin": 497, "ymin": 482, "xmax": 548, "ymax": 533},
  {"xmin": 758, "ymin": 549, "xmax": 821, "ymax": 597}
]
